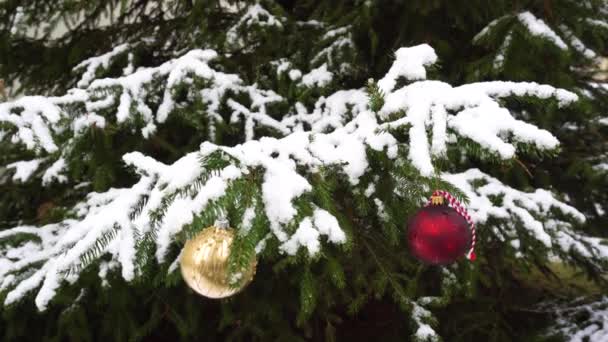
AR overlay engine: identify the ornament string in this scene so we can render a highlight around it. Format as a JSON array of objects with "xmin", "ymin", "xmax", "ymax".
[{"xmin": 426, "ymin": 190, "xmax": 477, "ymax": 261}]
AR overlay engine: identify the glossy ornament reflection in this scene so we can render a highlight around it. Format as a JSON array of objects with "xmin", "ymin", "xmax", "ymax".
[
  {"xmin": 407, "ymin": 203, "xmax": 472, "ymax": 265},
  {"xmin": 180, "ymin": 225, "xmax": 256, "ymax": 298}
]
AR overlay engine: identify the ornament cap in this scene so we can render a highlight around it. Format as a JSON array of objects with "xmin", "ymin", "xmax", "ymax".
[
  {"xmin": 214, "ymin": 215, "xmax": 230, "ymax": 229},
  {"xmin": 430, "ymin": 195, "xmax": 444, "ymax": 205}
]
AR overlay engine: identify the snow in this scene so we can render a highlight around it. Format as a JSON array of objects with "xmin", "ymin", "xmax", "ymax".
[
  {"xmin": 282, "ymin": 89, "xmax": 368, "ymax": 133},
  {"xmin": 381, "ymin": 79, "xmax": 573, "ymax": 174},
  {"xmin": 378, "ymin": 44, "xmax": 438, "ymax": 93},
  {"xmin": 262, "ymin": 157, "xmax": 312, "ymax": 236},
  {"xmin": 123, "ymin": 152, "xmax": 169, "ymax": 177},
  {"xmin": 311, "ymin": 36, "xmax": 354, "ymax": 67},
  {"xmin": 312, "ymin": 25, "xmax": 355, "ymax": 67},
  {"xmin": 301, "ymin": 63, "xmax": 333, "ymax": 88},
  {"xmin": 323, "ymin": 26, "xmax": 351, "ymax": 40},
  {"xmin": 280, "ymin": 209, "xmax": 345, "ymax": 255},
  {"xmin": 430, "ymin": 104, "xmax": 448, "ymax": 156},
  {"xmin": 125, "ymin": 151, "xmax": 242, "ymax": 263},
  {"xmin": 226, "ymin": 4, "xmax": 283, "ymax": 48},
  {"xmin": 441, "ymin": 169, "xmax": 605, "ymax": 259},
  {"xmin": 595, "ymin": 203, "xmax": 605, "ymax": 216},
  {"xmin": 7, "ymin": 159, "xmax": 42, "ymax": 182},
  {"xmin": 240, "ymin": 207, "xmax": 256, "ymax": 234},
  {"xmin": 274, "ymin": 59, "xmax": 292, "ymax": 75},
  {"xmin": 21, "ymin": 177, "xmax": 154, "ymax": 310},
  {"xmin": 74, "ymin": 44, "xmax": 129, "ymax": 88},
  {"xmin": 560, "ymin": 25, "xmax": 596, "ymax": 59},
  {"xmin": 0, "ymin": 96, "xmax": 64, "ymax": 153},
  {"xmin": 1, "ymin": 42, "xmax": 575, "ymax": 188},
  {"xmin": 364, "ymin": 183, "xmax": 376, "ymax": 197},
  {"xmin": 289, "ymin": 69, "xmax": 302, "ymax": 80},
  {"xmin": 493, "ymin": 31, "xmax": 512, "ymax": 70},
  {"xmin": 517, "ymin": 12, "xmax": 567, "ymax": 50},
  {"xmin": 476, "ymin": 13, "xmax": 594, "ymax": 61},
  {"xmin": 586, "ymin": 18, "xmax": 608, "ymax": 30},
  {"xmin": 0, "ymin": 42, "xmax": 601, "ymax": 313},
  {"xmin": 42, "ymin": 158, "xmax": 67, "ymax": 185},
  {"xmin": 313, "ymin": 209, "xmax": 346, "ymax": 243},
  {"xmin": 374, "ymin": 198, "xmax": 390, "ymax": 222},
  {"xmin": 473, "ymin": 15, "xmax": 509, "ymax": 42},
  {"xmin": 415, "ymin": 325, "xmax": 437, "ymax": 340},
  {"xmin": 227, "ymin": 86, "xmax": 288, "ymax": 140},
  {"xmin": 412, "ymin": 302, "xmax": 439, "ymax": 341},
  {"xmin": 281, "ymin": 218, "xmax": 320, "ymax": 255},
  {"xmin": 544, "ymin": 296, "xmax": 608, "ymax": 342},
  {"xmin": 0, "ymin": 46, "xmax": 290, "ymax": 176},
  {"xmin": 240, "ymin": 4, "xmax": 282, "ymax": 28},
  {"xmin": 73, "ymin": 113, "xmax": 106, "ymax": 134},
  {"xmin": 296, "ymin": 20, "xmax": 324, "ymax": 28},
  {"xmin": 9, "ymin": 7, "xmax": 25, "ymax": 35},
  {"xmin": 90, "ymin": 49, "xmax": 224, "ymax": 130}
]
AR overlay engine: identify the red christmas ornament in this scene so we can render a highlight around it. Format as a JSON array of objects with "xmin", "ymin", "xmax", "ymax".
[{"xmin": 407, "ymin": 192, "xmax": 475, "ymax": 265}]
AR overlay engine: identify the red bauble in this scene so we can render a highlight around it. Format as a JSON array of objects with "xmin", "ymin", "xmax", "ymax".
[{"xmin": 407, "ymin": 204, "xmax": 472, "ymax": 265}]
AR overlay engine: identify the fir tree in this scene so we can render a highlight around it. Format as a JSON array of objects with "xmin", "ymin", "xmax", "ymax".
[{"xmin": 0, "ymin": 1, "xmax": 607, "ymax": 341}]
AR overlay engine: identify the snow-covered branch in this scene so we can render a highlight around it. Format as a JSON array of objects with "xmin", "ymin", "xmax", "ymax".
[
  {"xmin": 474, "ymin": 10, "xmax": 606, "ymax": 71},
  {"xmin": 543, "ymin": 296, "xmax": 608, "ymax": 341},
  {"xmin": 1, "ymin": 43, "xmax": 604, "ymax": 313},
  {"xmin": 443, "ymin": 169, "xmax": 607, "ymax": 260}
]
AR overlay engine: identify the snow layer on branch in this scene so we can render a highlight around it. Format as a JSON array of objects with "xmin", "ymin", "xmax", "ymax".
[
  {"xmin": 544, "ymin": 296, "xmax": 608, "ymax": 342},
  {"xmin": 412, "ymin": 301, "xmax": 440, "ymax": 341},
  {"xmin": 226, "ymin": 4, "xmax": 283, "ymax": 48},
  {"xmin": 74, "ymin": 43, "xmax": 129, "ymax": 88},
  {"xmin": 227, "ymin": 85, "xmax": 287, "ymax": 141},
  {"xmin": 0, "ymin": 95, "xmax": 68, "ymax": 153},
  {"xmin": 378, "ymin": 44, "xmax": 575, "ymax": 175},
  {"xmin": 0, "ymin": 47, "xmax": 287, "ymax": 171},
  {"xmin": 311, "ymin": 25, "xmax": 355, "ymax": 70},
  {"xmin": 443, "ymin": 169, "xmax": 607, "ymax": 261},
  {"xmin": 473, "ymin": 15, "xmax": 510, "ymax": 42},
  {"xmin": 2, "ymin": 43, "xmax": 576, "ymax": 186},
  {"xmin": 378, "ymin": 44, "xmax": 437, "ymax": 93},
  {"xmin": 302, "ymin": 63, "xmax": 333, "ymax": 88},
  {"xmin": 517, "ymin": 12, "xmax": 567, "ymax": 50},
  {"xmin": 559, "ymin": 25, "xmax": 596, "ymax": 59},
  {"xmin": 90, "ymin": 49, "xmax": 220, "ymax": 125},
  {"xmin": 42, "ymin": 158, "xmax": 67, "ymax": 185},
  {"xmin": 493, "ymin": 31, "xmax": 513, "ymax": 70},
  {"xmin": 197, "ymin": 109, "xmax": 396, "ymax": 245},
  {"xmin": 7, "ymin": 159, "xmax": 43, "ymax": 182},
  {"xmin": 477, "ymin": 13, "xmax": 603, "ymax": 65},
  {"xmin": 1, "ymin": 177, "xmax": 153, "ymax": 310},
  {"xmin": 381, "ymin": 76, "xmax": 575, "ymax": 175},
  {"xmin": 586, "ymin": 18, "xmax": 608, "ymax": 30},
  {"xmin": 0, "ymin": 43, "xmax": 593, "ymax": 310},
  {"xmin": 73, "ymin": 113, "xmax": 106, "ymax": 134},
  {"xmin": 282, "ymin": 89, "xmax": 368, "ymax": 133}
]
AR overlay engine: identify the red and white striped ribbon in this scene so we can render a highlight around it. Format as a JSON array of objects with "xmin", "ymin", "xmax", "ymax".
[{"xmin": 426, "ymin": 190, "xmax": 477, "ymax": 261}]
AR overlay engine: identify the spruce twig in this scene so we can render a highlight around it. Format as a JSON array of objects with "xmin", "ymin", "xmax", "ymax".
[{"xmin": 366, "ymin": 78, "xmax": 385, "ymax": 113}]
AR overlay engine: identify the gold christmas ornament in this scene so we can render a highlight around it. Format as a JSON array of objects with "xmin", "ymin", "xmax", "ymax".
[{"xmin": 180, "ymin": 222, "xmax": 256, "ymax": 298}]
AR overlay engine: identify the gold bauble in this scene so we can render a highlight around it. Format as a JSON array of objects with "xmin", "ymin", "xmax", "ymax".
[{"xmin": 180, "ymin": 225, "xmax": 256, "ymax": 298}]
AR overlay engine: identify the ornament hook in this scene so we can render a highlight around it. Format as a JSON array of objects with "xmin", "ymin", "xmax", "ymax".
[{"xmin": 214, "ymin": 208, "xmax": 230, "ymax": 229}]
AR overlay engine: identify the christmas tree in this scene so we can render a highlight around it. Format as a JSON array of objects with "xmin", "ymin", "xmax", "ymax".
[{"xmin": 1, "ymin": 1, "xmax": 607, "ymax": 341}]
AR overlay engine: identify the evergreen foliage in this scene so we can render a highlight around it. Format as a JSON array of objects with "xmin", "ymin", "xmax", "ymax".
[{"xmin": 1, "ymin": 1, "xmax": 607, "ymax": 341}]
